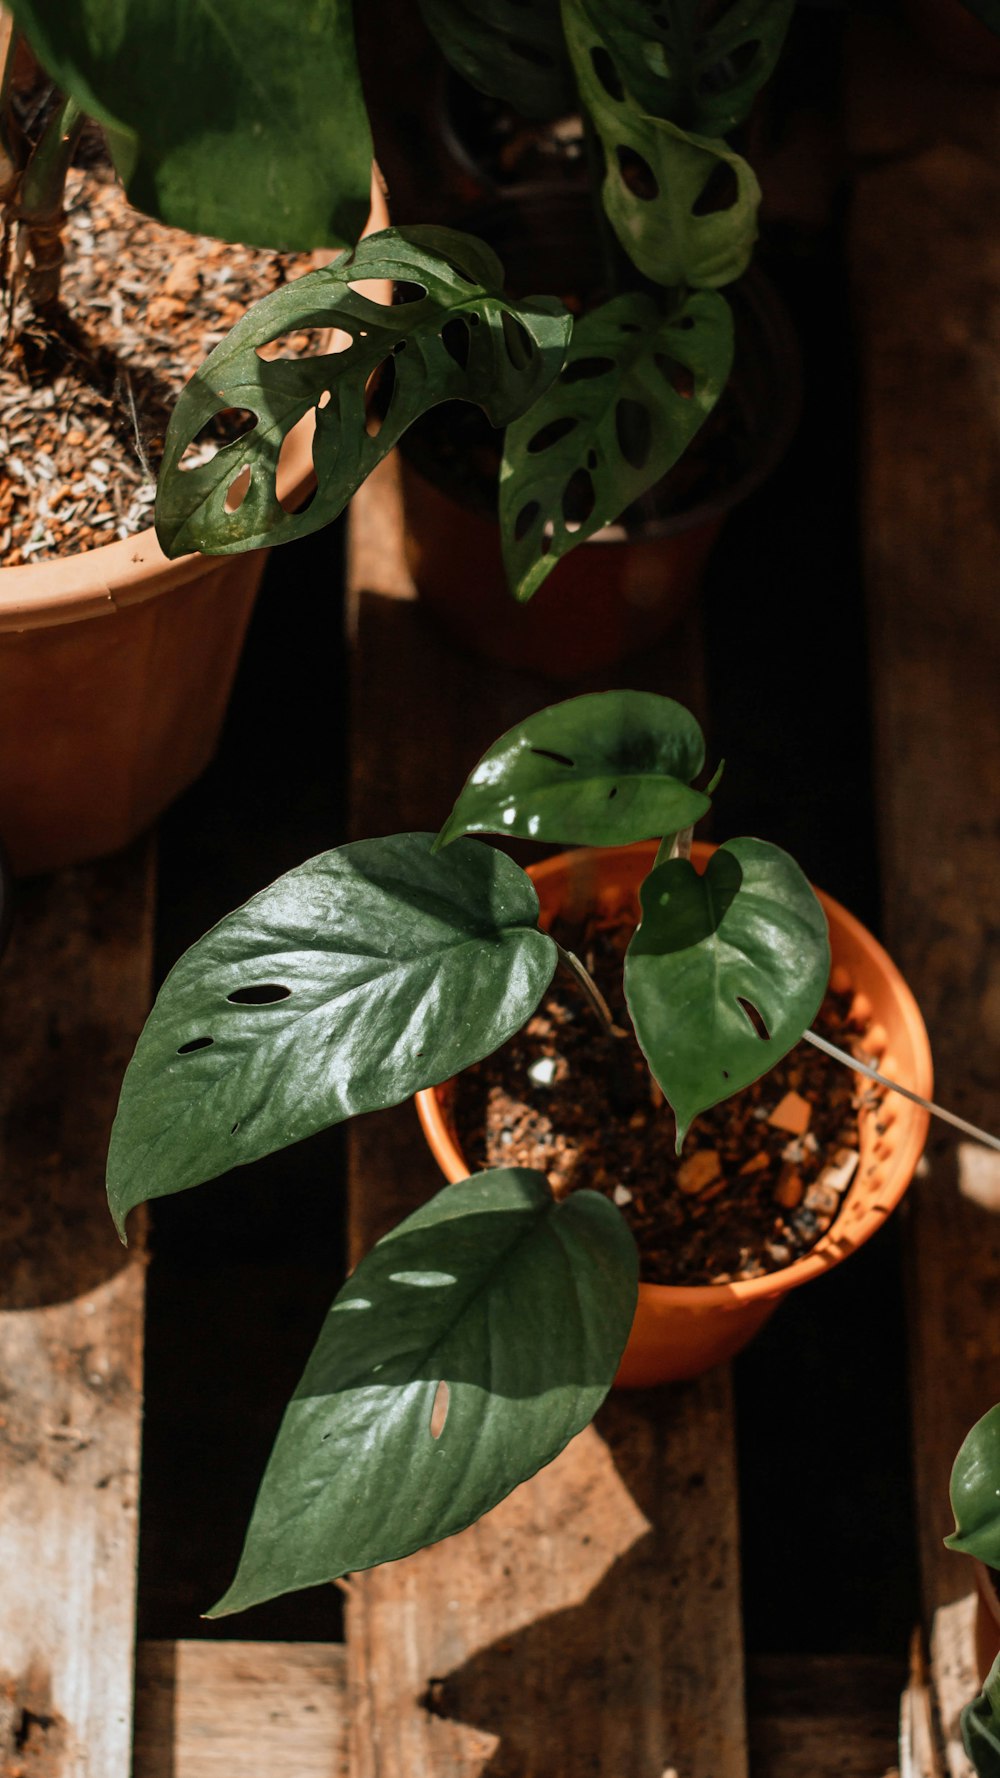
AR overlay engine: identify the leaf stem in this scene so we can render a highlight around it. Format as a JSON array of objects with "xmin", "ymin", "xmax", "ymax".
[
  {"xmin": 557, "ymin": 943, "xmax": 626, "ymax": 1041},
  {"xmin": 804, "ymin": 1028, "xmax": 1000, "ymax": 1154},
  {"xmin": 17, "ymin": 90, "xmax": 84, "ymax": 308},
  {"xmin": 653, "ymin": 825, "xmax": 693, "ymax": 869}
]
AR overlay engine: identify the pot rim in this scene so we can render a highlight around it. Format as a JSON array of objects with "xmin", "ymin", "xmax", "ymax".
[{"xmin": 415, "ymin": 839, "xmax": 933, "ymax": 1309}]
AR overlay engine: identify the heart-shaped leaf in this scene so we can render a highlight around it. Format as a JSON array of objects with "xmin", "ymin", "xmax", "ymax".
[
  {"xmin": 564, "ymin": 0, "xmax": 760, "ymax": 289},
  {"xmin": 417, "ymin": 0, "xmax": 574, "ymax": 117},
  {"xmin": 8, "ymin": 0, "xmax": 372, "ymax": 250},
  {"xmin": 107, "ymin": 834, "xmax": 556, "ymax": 1235},
  {"xmin": 210, "ymin": 1168, "xmax": 638, "ymax": 1614},
  {"xmin": 578, "ymin": 0, "xmax": 795, "ymax": 136},
  {"xmin": 964, "ymin": 1656, "xmax": 1000, "ymax": 1778},
  {"xmin": 499, "ymin": 288, "xmax": 733, "ymax": 601},
  {"xmin": 154, "ymin": 226, "xmax": 572, "ymax": 558},
  {"xmin": 947, "ymin": 1404, "xmax": 1000, "ymax": 1566},
  {"xmin": 438, "ymin": 690, "xmax": 710, "ymax": 849},
  {"xmin": 624, "ymin": 838, "xmax": 830, "ymax": 1146}
]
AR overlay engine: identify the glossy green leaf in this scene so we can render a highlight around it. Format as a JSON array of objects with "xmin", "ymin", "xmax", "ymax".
[
  {"xmin": 438, "ymin": 690, "xmax": 710, "ymax": 850},
  {"xmin": 155, "ymin": 226, "xmax": 572, "ymax": 558},
  {"xmin": 578, "ymin": 0, "xmax": 795, "ymax": 136},
  {"xmin": 107, "ymin": 835, "xmax": 555, "ymax": 1235},
  {"xmin": 211, "ymin": 1168, "xmax": 638, "ymax": 1613},
  {"xmin": 964, "ymin": 1655, "xmax": 1000, "ymax": 1778},
  {"xmin": 564, "ymin": 0, "xmax": 760, "ymax": 288},
  {"xmin": 946, "ymin": 1404, "xmax": 1000, "ymax": 1566},
  {"xmin": 499, "ymin": 288, "xmax": 733, "ymax": 601},
  {"xmin": 624, "ymin": 838, "xmax": 830, "ymax": 1146},
  {"xmin": 8, "ymin": 0, "xmax": 372, "ymax": 250},
  {"xmin": 417, "ymin": 0, "xmax": 574, "ymax": 117}
]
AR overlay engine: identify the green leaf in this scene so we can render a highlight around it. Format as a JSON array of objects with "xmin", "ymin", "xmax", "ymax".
[
  {"xmin": 8, "ymin": 0, "xmax": 372, "ymax": 250},
  {"xmin": 946, "ymin": 1404, "xmax": 1000, "ymax": 1565},
  {"xmin": 107, "ymin": 835, "xmax": 556, "ymax": 1235},
  {"xmin": 499, "ymin": 289, "xmax": 733, "ymax": 601},
  {"xmin": 154, "ymin": 225, "xmax": 572, "ymax": 558},
  {"xmin": 564, "ymin": 0, "xmax": 760, "ymax": 288},
  {"xmin": 624, "ymin": 838, "xmax": 830, "ymax": 1147},
  {"xmin": 211, "ymin": 1168, "xmax": 638, "ymax": 1613},
  {"xmin": 578, "ymin": 0, "xmax": 795, "ymax": 136},
  {"xmin": 438, "ymin": 690, "xmax": 710, "ymax": 850},
  {"xmin": 964, "ymin": 1654, "xmax": 1000, "ymax": 1778},
  {"xmin": 417, "ymin": 0, "xmax": 574, "ymax": 117}
]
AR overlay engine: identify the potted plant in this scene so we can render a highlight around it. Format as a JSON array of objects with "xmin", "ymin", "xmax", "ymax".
[
  {"xmin": 0, "ymin": 1, "xmax": 374, "ymax": 874},
  {"xmin": 107, "ymin": 689, "xmax": 949, "ymax": 1614},
  {"xmin": 947, "ymin": 1407, "xmax": 1000, "ymax": 1770},
  {"xmin": 149, "ymin": 0, "xmax": 802, "ymax": 677}
]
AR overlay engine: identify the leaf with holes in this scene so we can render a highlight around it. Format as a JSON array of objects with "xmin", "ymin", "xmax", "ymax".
[
  {"xmin": 624, "ymin": 838, "xmax": 830, "ymax": 1146},
  {"xmin": 438, "ymin": 690, "xmax": 710, "ymax": 849},
  {"xmin": 107, "ymin": 834, "xmax": 556, "ymax": 1235},
  {"xmin": 946, "ymin": 1405, "xmax": 1000, "ymax": 1567},
  {"xmin": 154, "ymin": 226, "xmax": 572, "ymax": 558},
  {"xmin": 964, "ymin": 1656, "xmax": 1000, "ymax": 1778},
  {"xmin": 7, "ymin": 0, "xmax": 372, "ymax": 250},
  {"xmin": 564, "ymin": 0, "xmax": 760, "ymax": 288},
  {"xmin": 210, "ymin": 1168, "xmax": 638, "ymax": 1612},
  {"xmin": 499, "ymin": 289, "xmax": 732, "ymax": 601},
  {"xmin": 578, "ymin": 0, "xmax": 795, "ymax": 136},
  {"xmin": 417, "ymin": 0, "xmax": 574, "ymax": 117}
]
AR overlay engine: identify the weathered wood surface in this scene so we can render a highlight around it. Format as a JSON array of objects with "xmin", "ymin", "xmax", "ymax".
[
  {"xmin": 345, "ymin": 460, "xmax": 748, "ymax": 1778},
  {"xmin": 0, "ymin": 848, "xmax": 152, "ymax": 1778},
  {"xmin": 849, "ymin": 22, "xmax": 1000, "ymax": 1775},
  {"xmin": 133, "ymin": 1641, "xmax": 349, "ymax": 1778},
  {"xmin": 748, "ymin": 1653, "xmax": 902, "ymax": 1778}
]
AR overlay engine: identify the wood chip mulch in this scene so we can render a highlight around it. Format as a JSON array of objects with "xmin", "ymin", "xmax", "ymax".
[
  {"xmin": 450, "ymin": 907, "xmax": 888, "ymax": 1287},
  {"xmin": 1, "ymin": 157, "xmax": 315, "ymax": 566}
]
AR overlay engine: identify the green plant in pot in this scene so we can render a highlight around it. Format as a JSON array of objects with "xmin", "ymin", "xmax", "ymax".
[
  {"xmin": 108, "ymin": 688, "xmax": 950, "ymax": 1613},
  {"xmin": 146, "ymin": 0, "xmax": 798, "ymax": 612},
  {"xmin": 947, "ymin": 1407, "xmax": 1000, "ymax": 1772}
]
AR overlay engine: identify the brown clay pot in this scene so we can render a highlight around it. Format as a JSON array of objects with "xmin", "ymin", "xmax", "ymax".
[{"xmin": 416, "ymin": 840, "xmax": 933, "ymax": 1387}]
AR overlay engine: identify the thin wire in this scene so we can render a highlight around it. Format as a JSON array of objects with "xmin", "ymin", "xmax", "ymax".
[{"xmin": 804, "ymin": 1029, "xmax": 1000, "ymax": 1155}]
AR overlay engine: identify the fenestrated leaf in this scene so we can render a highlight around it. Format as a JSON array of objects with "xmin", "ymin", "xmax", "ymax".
[
  {"xmin": 564, "ymin": 0, "xmax": 760, "ymax": 288},
  {"xmin": 946, "ymin": 1404, "xmax": 1000, "ymax": 1566},
  {"xmin": 437, "ymin": 690, "xmax": 710, "ymax": 850},
  {"xmin": 499, "ymin": 288, "xmax": 733, "ymax": 601},
  {"xmin": 624, "ymin": 838, "xmax": 830, "ymax": 1147},
  {"xmin": 154, "ymin": 226, "xmax": 572, "ymax": 558},
  {"xmin": 210, "ymin": 1168, "xmax": 638, "ymax": 1613},
  {"xmin": 964, "ymin": 1655, "xmax": 1000, "ymax": 1778},
  {"xmin": 8, "ymin": 0, "xmax": 372, "ymax": 250},
  {"xmin": 417, "ymin": 0, "xmax": 574, "ymax": 118},
  {"xmin": 578, "ymin": 0, "xmax": 795, "ymax": 136},
  {"xmin": 107, "ymin": 835, "xmax": 556, "ymax": 1235}
]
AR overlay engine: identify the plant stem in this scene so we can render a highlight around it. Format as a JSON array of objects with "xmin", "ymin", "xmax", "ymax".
[
  {"xmin": 804, "ymin": 1028, "xmax": 1000, "ymax": 1154},
  {"xmin": 653, "ymin": 825, "xmax": 693, "ymax": 869},
  {"xmin": 556, "ymin": 943, "xmax": 626, "ymax": 1041},
  {"xmin": 18, "ymin": 90, "xmax": 84, "ymax": 308}
]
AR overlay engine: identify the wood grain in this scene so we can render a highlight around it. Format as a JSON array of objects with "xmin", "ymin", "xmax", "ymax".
[
  {"xmin": 850, "ymin": 37, "xmax": 1000, "ymax": 1778},
  {"xmin": 0, "ymin": 847, "xmax": 152, "ymax": 1778},
  {"xmin": 345, "ymin": 459, "xmax": 747, "ymax": 1778},
  {"xmin": 133, "ymin": 1641, "xmax": 349, "ymax": 1778},
  {"xmin": 748, "ymin": 1653, "xmax": 902, "ymax": 1778}
]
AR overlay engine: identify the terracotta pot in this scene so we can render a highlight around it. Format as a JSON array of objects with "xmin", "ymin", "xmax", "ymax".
[
  {"xmin": 400, "ymin": 237, "xmax": 800, "ymax": 679},
  {"xmin": 416, "ymin": 840, "xmax": 933, "ymax": 1387}
]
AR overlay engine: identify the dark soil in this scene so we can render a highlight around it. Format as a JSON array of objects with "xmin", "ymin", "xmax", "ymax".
[{"xmin": 451, "ymin": 909, "xmax": 885, "ymax": 1286}]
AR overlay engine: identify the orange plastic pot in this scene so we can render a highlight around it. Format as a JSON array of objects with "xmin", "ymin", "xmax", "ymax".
[{"xmin": 416, "ymin": 841, "xmax": 933, "ymax": 1387}]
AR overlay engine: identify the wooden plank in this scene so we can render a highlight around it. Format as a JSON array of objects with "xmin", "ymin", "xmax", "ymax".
[
  {"xmin": 0, "ymin": 847, "xmax": 152, "ymax": 1778},
  {"xmin": 345, "ymin": 459, "xmax": 748, "ymax": 1777},
  {"xmin": 133, "ymin": 1642, "xmax": 348, "ymax": 1778},
  {"xmin": 849, "ymin": 34, "xmax": 1000, "ymax": 1778},
  {"xmin": 748, "ymin": 1653, "xmax": 902, "ymax": 1778}
]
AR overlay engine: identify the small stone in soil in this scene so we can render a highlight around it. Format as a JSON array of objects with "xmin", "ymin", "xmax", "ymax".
[{"xmin": 768, "ymin": 1090, "xmax": 813, "ymax": 1135}]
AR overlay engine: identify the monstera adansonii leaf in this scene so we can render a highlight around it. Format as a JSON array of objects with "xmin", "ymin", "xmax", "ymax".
[
  {"xmin": 564, "ymin": 0, "xmax": 760, "ymax": 289},
  {"xmin": 154, "ymin": 226, "xmax": 572, "ymax": 559},
  {"xmin": 8, "ymin": 0, "xmax": 371, "ymax": 250},
  {"xmin": 578, "ymin": 0, "xmax": 795, "ymax": 136},
  {"xmin": 498, "ymin": 288, "xmax": 732, "ymax": 601},
  {"xmin": 965, "ymin": 1657, "xmax": 1000, "ymax": 1778},
  {"xmin": 947, "ymin": 1404, "xmax": 1000, "ymax": 1567},
  {"xmin": 438, "ymin": 690, "xmax": 710, "ymax": 849},
  {"xmin": 210, "ymin": 1168, "xmax": 638, "ymax": 1613},
  {"xmin": 107, "ymin": 834, "xmax": 556, "ymax": 1235},
  {"xmin": 624, "ymin": 838, "xmax": 830, "ymax": 1146},
  {"xmin": 417, "ymin": 0, "xmax": 574, "ymax": 117}
]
